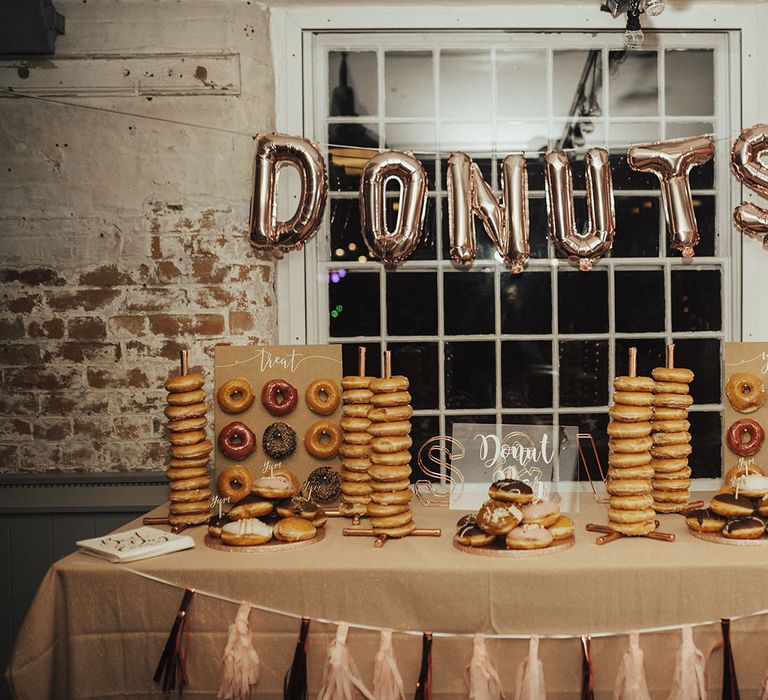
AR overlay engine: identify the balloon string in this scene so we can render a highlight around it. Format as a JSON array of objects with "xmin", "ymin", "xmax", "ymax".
[{"xmin": 0, "ymin": 88, "xmax": 750, "ymax": 156}]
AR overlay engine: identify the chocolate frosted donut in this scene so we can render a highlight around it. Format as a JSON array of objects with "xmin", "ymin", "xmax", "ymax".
[
  {"xmin": 723, "ymin": 516, "xmax": 766, "ymax": 540},
  {"xmin": 263, "ymin": 422, "xmax": 297, "ymax": 460},
  {"xmin": 488, "ymin": 479, "xmax": 534, "ymax": 504},
  {"xmin": 455, "ymin": 513, "xmax": 477, "ymax": 531},
  {"xmin": 305, "ymin": 466, "xmax": 341, "ymax": 503},
  {"xmin": 217, "ymin": 421, "xmax": 256, "ymax": 461},
  {"xmin": 710, "ymin": 492, "xmax": 755, "ymax": 518}
]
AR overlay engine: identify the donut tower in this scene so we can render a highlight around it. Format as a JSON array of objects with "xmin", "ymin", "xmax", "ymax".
[
  {"xmin": 651, "ymin": 344, "xmax": 695, "ymax": 513},
  {"xmin": 366, "ymin": 351, "xmax": 416, "ymax": 539},
  {"xmin": 338, "ymin": 347, "xmax": 374, "ymax": 518},
  {"xmin": 606, "ymin": 347, "xmax": 657, "ymax": 537},
  {"xmin": 163, "ymin": 350, "xmax": 214, "ymax": 529}
]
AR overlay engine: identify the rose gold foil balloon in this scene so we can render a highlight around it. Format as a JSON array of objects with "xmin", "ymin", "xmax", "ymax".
[
  {"xmin": 731, "ymin": 124, "xmax": 768, "ymax": 248},
  {"xmin": 544, "ymin": 148, "xmax": 615, "ymax": 271},
  {"xmin": 447, "ymin": 152, "xmax": 530, "ymax": 273},
  {"xmin": 359, "ymin": 151, "xmax": 428, "ymax": 267},
  {"xmin": 249, "ymin": 133, "xmax": 328, "ymax": 257},
  {"xmin": 627, "ymin": 135, "xmax": 714, "ymax": 257}
]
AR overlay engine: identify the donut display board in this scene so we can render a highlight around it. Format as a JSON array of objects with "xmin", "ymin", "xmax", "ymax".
[
  {"xmin": 723, "ymin": 343, "xmax": 768, "ymax": 474},
  {"xmin": 214, "ymin": 345, "xmax": 343, "ymax": 490}
]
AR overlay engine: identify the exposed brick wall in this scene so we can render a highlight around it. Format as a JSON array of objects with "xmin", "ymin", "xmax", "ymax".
[{"xmin": 0, "ymin": 0, "xmax": 276, "ymax": 473}]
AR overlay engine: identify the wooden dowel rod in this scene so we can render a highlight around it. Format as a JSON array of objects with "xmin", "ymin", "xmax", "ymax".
[
  {"xmin": 597, "ymin": 532, "xmax": 622, "ymax": 545},
  {"xmin": 666, "ymin": 343, "xmax": 675, "ymax": 369},
  {"xmin": 358, "ymin": 346, "xmax": 367, "ymax": 377},
  {"xmin": 374, "ymin": 534, "xmax": 388, "ymax": 548},
  {"xmin": 628, "ymin": 347, "xmax": 637, "ymax": 378},
  {"xmin": 646, "ymin": 531, "xmax": 675, "ymax": 542},
  {"xmin": 179, "ymin": 350, "xmax": 189, "ymax": 376},
  {"xmin": 383, "ymin": 351, "xmax": 392, "ymax": 379}
]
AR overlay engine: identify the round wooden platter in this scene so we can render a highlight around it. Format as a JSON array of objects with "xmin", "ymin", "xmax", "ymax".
[
  {"xmin": 204, "ymin": 527, "xmax": 325, "ymax": 553},
  {"xmin": 452, "ymin": 535, "xmax": 575, "ymax": 558},
  {"xmin": 689, "ymin": 530, "xmax": 768, "ymax": 547}
]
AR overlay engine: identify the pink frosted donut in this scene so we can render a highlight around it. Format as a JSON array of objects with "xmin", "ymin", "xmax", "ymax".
[
  {"xmin": 505, "ymin": 524, "xmax": 554, "ymax": 550},
  {"xmin": 521, "ymin": 499, "xmax": 561, "ymax": 527}
]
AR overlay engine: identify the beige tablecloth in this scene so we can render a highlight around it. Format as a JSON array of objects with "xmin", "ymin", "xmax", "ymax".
[{"xmin": 7, "ymin": 496, "xmax": 768, "ymax": 698}]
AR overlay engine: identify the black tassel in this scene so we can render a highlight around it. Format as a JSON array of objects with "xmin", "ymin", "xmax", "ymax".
[
  {"xmin": 414, "ymin": 632, "xmax": 433, "ymax": 700},
  {"xmin": 580, "ymin": 636, "xmax": 594, "ymax": 700},
  {"xmin": 721, "ymin": 618, "xmax": 740, "ymax": 700},
  {"xmin": 284, "ymin": 617, "xmax": 310, "ymax": 700},
  {"xmin": 153, "ymin": 588, "xmax": 194, "ymax": 698}
]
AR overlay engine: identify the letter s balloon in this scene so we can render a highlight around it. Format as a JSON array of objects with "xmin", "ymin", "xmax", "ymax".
[{"xmin": 731, "ymin": 124, "xmax": 768, "ymax": 249}]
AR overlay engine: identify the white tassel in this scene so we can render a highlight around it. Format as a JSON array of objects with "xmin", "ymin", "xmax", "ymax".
[
  {"xmin": 218, "ymin": 602, "xmax": 260, "ymax": 700},
  {"xmin": 372, "ymin": 630, "xmax": 406, "ymax": 700},
  {"xmin": 317, "ymin": 622, "xmax": 374, "ymax": 700},
  {"xmin": 514, "ymin": 636, "xmax": 545, "ymax": 700},
  {"xmin": 668, "ymin": 626, "xmax": 707, "ymax": 700},
  {"xmin": 614, "ymin": 632, "xmax": 651, "ymax": 700},
  {"xmin": 466, "ymin": 636, "xmax": 505, "ymax": 700}
]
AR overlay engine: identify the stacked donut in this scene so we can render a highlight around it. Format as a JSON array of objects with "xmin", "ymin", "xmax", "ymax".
[
  {"xmin": 365, "ymin": 374, "xmax": 415, "ymax": 538},
  {"xmin": 606, "ymin": 373, "xmax": 657, "ymax": 536},
  {"xmin": 651, "ymin": 366, "xmax": 695, "ymax": 513},
  {"xmin": 164, "ymin": 372, "xmax": 214, "ymax": 528},
  {"xmin": 338, "ymin": 373, "xmax": 374, "ymax": 517}
]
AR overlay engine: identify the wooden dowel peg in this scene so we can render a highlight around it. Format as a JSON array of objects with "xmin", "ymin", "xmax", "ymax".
[
  {"xmin": 383, "ymin": 350, "xmax": 392, "ymax": 379},
  {"xmin": 144, "ymin": 516, "xmax": 170, "ymax": 526},
  {"xmin": 374, "ymin": 534, "xmax": 389, "ymax": 548},
  {"xmin": 666, "ymin": 343, "xmax": 675, "ymax": 369},
  {"xmin": 597, "ymin": 532, "xmax": 622, "ymax": 545},
  {"xmin": 628, "ymin": 347, "xmax": 637, "ymax": 378},
  {"xmin": 171, "ymin": 523, "xmax": 189, "ymax": 534},
  {"xmin": 647, "ymin": 531, "xmax": 675, "ymax": 542},
  {"xmin": 179, "ymin": 350, "xmax": 189, "ymax": 376},
  {"xmin": 586, "ymin": 523, "xmax": 613, "ymax": 534},
  {"xmin": 358, "ymin": 346, "xmax": 367, "ymax": 377}
]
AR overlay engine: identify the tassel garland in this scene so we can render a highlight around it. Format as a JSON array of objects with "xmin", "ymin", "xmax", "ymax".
[
  {"xmin": 154, "ymin": 588, "xmax": 195, "ymax": 698},
  {"xmin": 668, "ymin": 626, "xmax": 706, "ymax": 700},
  {"xmin": 415, "ymin": 633, "xmax": 433, "ymax": 700},
  {"xmin": 581, "ymin": 636, "xmax": 595, "ymax": 700},
  {"xmin": 373, "ymin": 630, "xmax": 406, "ymax": 700},
  {"xmin": 284, "ymin": 617, "xmax": 310, "ymax": 700},
  {"xmin": 466, "ymin": 635, "xmax": 504, "ymax": 700},
  {"xmin": 613, "ymin": 632, "xmax": 650, "ymax": 700},
  {"xmin": 720, "ymin": 619, "xmax": 740, "ymax": 700},
  {"xmin": 317, "ymin": 623, "xmax": 374, "ymax": 700},
  {"xmin": 514, "ymin": 636, "xmax": 544, "ymax": 700},
  {"xmin": 218, "ymin": 602, "xmax": 260, "ymax": 700}
]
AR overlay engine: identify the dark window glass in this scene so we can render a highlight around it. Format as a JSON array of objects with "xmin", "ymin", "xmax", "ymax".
[
  {"xmin": 389, "ymin": 342, "xmax": 439, "ymax": 410},
  {"xmin": 386, "ymin": 271, "xmax": 437, "ymax": 336},
  {"xmin": 528, "ymin": 198, "xmax": 550, "ymax": 258},
  {"xmin": 410, "ymin": 415, "xmax": 442, "ymax": 482},
  {"xmin": 329, "ymin": 272, "xmax": 380, "ymax": 337},
  {"xmin": 328, "ymin": 126, "xmax": 379, "ymax": 191},
  {"xmin": 558, "ymin": 270, "xmax": 609, "ymax": 334},
  {"xmin": 501, "ymin": 341, "xmax": 553, "ymax": 408},
  {"xmin": 341, "ymin": 342, "xmax": 381, "ymax": 377},
  {"xmin": 330, "ymin": 199, "xmax": 373, "ymax": 262},
  {"xmin": 615, "ymin": 339, "xmax": 666, "ymax": 378},
  {"xmin": 445, "ymin": 342, "xmax": 495, "ymax": 409},
  {"xmin": 688, "ymin": 411, "xmax": 722, "ymax": 479},
  {"xmin": 444, "ymin": 272, "xmax": 495, "ymax": 335},
  {"xmin": 609, "ymin": 154, "xmax": 658, "ymax": 191},
  {"xmin": 500, "ymin": 271, "xmax": 552, "ymax": 335},
  {"xmin": 612, "ymin": 197, "xmax": 660, "ymax": 258},
  {"xmin": 671, "ymin": 338, "xmax": 722, "ymax": 405},
  {"xmin": 502, "ymin": 413, "xmax": 554, "ymax": 425},
  {"xmin": 410, "ymin": 196, "xmax": 438, "ymax": 261},
  {"xmin": 559, "ymin": 340, "xmax": 609, "ymax": 407},
  {"xmin": 615, "ymin": 270, "xmax": 665, "ymax": 332},
  {"xmin": 671, "ymin": 269, "xmax": 721, "ymax": 332}
]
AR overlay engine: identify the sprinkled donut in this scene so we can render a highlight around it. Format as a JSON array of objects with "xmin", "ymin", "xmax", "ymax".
[{"xmin": 262, "ymin": 422, "xmax": 298, "ymax": 460}]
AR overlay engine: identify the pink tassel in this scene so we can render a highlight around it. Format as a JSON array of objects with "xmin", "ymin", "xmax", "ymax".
[
  {"xmin": 465, "ymin": 636, "xmax": 504, "ymax": 700},
  {"xmin": 514, "ymin": 636, "xmax": 545, "ymax": 700},
  {"xmin": 614, "ymin": 632, "xmax": 650, "ymax": 700},
  {"xmin": 217, "ymin": 602, "xmax": 260, "ymax": 700},
  {"xmin": 317, "ymin": 623, "xmax": 374, "ymax": 700},
  {"xmin": 373, "ymin": 630, "xmax": 406, "ymax": 700},
  {"xmin": 668, "ymin": 626, "xmax": 706, "ymax": 700}
]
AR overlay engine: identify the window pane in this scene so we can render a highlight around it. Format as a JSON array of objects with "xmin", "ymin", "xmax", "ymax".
[
  {"xmin": 529, "ymin": 198, "xmax": 550, "ymax": 258},
  {"xmin": 665, "ymin": 49, "xmax": 714, "ymax": 117},
  {"xmin": 501, "ymin": 340, "xmax": 553, "ymax": 408},
  {"xmin": 329, "ymin": 51, "xmax": 378, "ymax": 117},
  {"xmin": 553, "ymin": 50, "xmax": 602, "ymax": 118},
  {"xmin": 615, "ymin": 339, "xmax": 666, "ymax": 378},
  {"xmin": 444, "ymin": 271, "xmax": 495, "ymax": 336},
  {"xmin": 329, "ymin": 271, "xmax": 380, "ymax": 337},
  {"xmin": 341, "ymin": 342, "xmax": 381, "ymax": 377},
  {"xmin": 386, "ymin": 271, "xmax": 437, "ymax": 336},
  {"xmin": 608, "ymin": 50, "xmax": 659, "ymax": 117},
  {"xmin": 440, "ymin": 50, "xmax": 492, "ymax": 119},
  {"xmin": 559, "ymin": 340, "xmax": 609, "ymax": 407},
  {"xmin": 497, "ymin": 50, "xmax": 548, "ymax": 117},
  {"xmin": 558, "ymin": 270, "xmax": 609, "ymax": 334},
  {"xmin": 445, "ymin": 342, "xmax": 495, "ymax": 409},
  {"xmin": 689, "ymin": 411, "xmax": 722, "ymax": 479},
  {"xmin": 389, "ymin": 342, "xmax": 439, "ymax": 410},
  {"xmin": 328, "ymin": 126, "xmax": 379, "ymax": 191},
  {"xmin": 610, "ymin": 153, "xmax": 659, "ymax": 191},
  {"xmin": 615, "ymin": 270, "xmax": 665, "ymax": 332},
  {"xmin": 330, "ymin": 199, "xmax": 371, "ymax": 262},
  {"xmin": 671, "ymin": 269, "xmax": 721, "ymax": 332},
  {"xmin": 500, "ymin": 271, "xmax": 552, "ymax": 335},
  {"xmin": 612, "ymin": 196, "xmax": 660, "ymax": 258},
  {"xmin": 672, "ymin": 338, "xmax": 722, "ymax": 405},
  {"xmin": 385, "ymin": 51, "xmax": 433, "ymax": 117}
]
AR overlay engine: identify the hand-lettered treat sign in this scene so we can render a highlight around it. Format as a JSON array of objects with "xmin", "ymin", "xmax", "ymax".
[{"xmin": 214, "ymin": 344, "xmax": 343, "ymax": 490}]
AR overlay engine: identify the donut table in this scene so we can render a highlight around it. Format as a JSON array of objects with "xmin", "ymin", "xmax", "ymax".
[{"xmin": 8, "ymin": 495, "xmax": 768, "ymax": 698}]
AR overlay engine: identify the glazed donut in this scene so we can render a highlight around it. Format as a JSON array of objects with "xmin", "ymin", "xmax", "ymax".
[
  {"xmin": 488, "ymin": 479, "xmax": 534, "ymax": 504},
  {"xmin": 165, "ymin": 372, "xmax": 205, "ymax": 393},
  {"xmin": 608, "ymin": 451, "xmax": 652, "ymax": 468},
  {"xmin": 455, "ymin": 523, "xmax": 496, "ymax": 547},
  {"xmin": 341, "ymin": 482, "xmax": 373, "ymax": 497},
  {"xmin": 341, "ymin": 469, "xmax": 371, "ymax": 483},
  {"xmin": 169, "ymin": 475, "xmax": 210, "ymax": 491},
  {"xmin": 375, "ymin": 522, "xmax": 416, "ymax": 538},
  {"xmin": 723, "ymin": 516, "xmax": 766, "ymax": 540},
  {"xmin": 168, "ymin": 429, "xmax": 207, "ymax": 446},
  {"xmin": 338, "ymin": 501, "xmax": 369, "ymax": 516},
  {"xmin": 217, "ymin": 466, "xmax": 253, "ymax": 503},
  {"xmin": 370, "ymin": 451, "xmax": 411, "ymax": 466},
  {"xmin": 371, "ymin": 436, "xmax": 412, "ymax": 453},
  {"xmin": 609, "ymin": 494, "xmax": 654, "ymax": 510},
  {"xmin": 169, "ymin": 500, "xmax": 211, "ymax": 515},
  {"xmin": 371, "ymin": 489, "xmax": 413, "ymax": 505},
  {"xmin": 368, "ymin": 502, "xmax": 409, "ymax": 517},
  {"xmin": 168, "ymin": 487, "xmax": 211, "ymax": 502},
  {"xmin": 608, "ymin": 405, "xmax": 654, "ymax": 422},
  {"xmin": 685, "ymin": 508, "xmax": 725, "ymax": 533},
  {"xmin": 341, "ymin": 457, "xmax": 372, "ymax": 472},
  {"xmin": 652, "ymin": 431, "xmax": 691, "ymax": 446},
  {"xmin": 168, "ymin": 455, "xmax": 210, "ymax": 469},
  {"xmin": 726, "ymin": 372, "xmax": 767, "ymax": 413},
  {"xmin": 341, "ymin": 376, "xmax": 371, "ymax": 390},
  {"xmin": 607, "ymin": 465, "xmax": 655, "ymax": 481},
  {"xmin": 650, "ymin": 457, "xmax": 689, "ymax": 474},
  {"xmin": 609, "ymin": 436, "xmax": 653, "ymax": 453},
  {"xmin": 167, "ymin": 415, "xmax": 208, "ymax": 433},
  {"xmin": 653, "ymin": 381, "xmax": 690, "ymax": 395},
  {"xmin": 217, "ymin": 378, "xmax": 255, "ymax": 414},
  {"xmin": 370, "ymin": 478, "xmax": 411, "ymax": 492},
  {"xmin": 653, "ymin": 466, "xmax": 692, "ymax": 480},
  {"xmin": 368, "ymin": 420, "xmax": 412, "ymax": 437},
  {"xmin": 344, "ymin": 432, "xmax": 372, "ymax": 445},
  {"xmin": 229, "ymin": 500, "xmax": 274, "ymax": 520},
  {"xmin": 164, "ymin": 402, "xmax": 207, "ymax": 421},
  {"xmin": 724, "ymin": 462, "xmax": 765, "ymax": 486},
  {"xmin": 506, "ymin": 524, "xmax": 554, "ymax": 550},
  {"xmin": 726, "ymin": 419, "xmax": 765, "ymax": 457},
  {"xmin": 339, "ymin": 443, "xmax": 371, "ymax": 459},
  {"xmin": 651, "ymin": 479, "xmax": 690, "ymax": 492},
  {"xmin": 217, "ymin": 421, "xmax": 256, "ymax": 461},
  {"xmin": 653, "ymin": 419, "xmax": 690, "ymax": 433},
  {"xmin": 710, "ymin": 493, "xmax": 755, "ymax": 518},
  {"xmin": 608, "ymin": 520, "xmax": 656, "ymax": 536},
  {"xmin": 340, "ymin": 417, "xmax": 371, "ymax": 433},
  {"xmin": 221, "ymin": 518, "xmax": 273, "ymax": 546},
  {"xmin": 368, "ymin": 465, "xmax": 412, "ymax": 481},
  {"xmin": 606, "ymin": 479, "xmax": 652, "ymax": 496},
  {"xmin": 653, "ymin": 407, "xmax": 689, "ymax": 421},
  {"xmin": 274, "ymin": 517, "xmax": 317, "ymax": 542},
  {"xmin": 613, "ymin": 376, "xmax": 655, "ymax": 392},
  {"xmin": 606, "ymin": 421, "xmax": 652, "ymax": 438},
  {"xmin": 313, "ymin": 508, "xmax": 328, "ymax": 528},
  {"xmin": 263, "ymin": 422, "xmax": 298, "ymax": 460},
  {"xmin": 166, "ymin": 388, "xmax": 207, "ymax": 406},
  {"xmin": 370, "ymin": 391, "xmax": 411, "ymax": 407},
  {"xmin": 369, "ymin": 375, "xmax": 410, "ymax": 393},
  {"xmin": 342, "ymin": 389, "xmax": 373, "ymax": 404},
  {"xmin": 609, "ymin": 507, "xmax": 656, "ymax": 524},
  {"xmin": 342, "ymin": 403, "xmax": 373, "ymax": 418},
  {"xmin": 170, "ymin": 440, "xmax": 213, "ymax": 460},
  {"xmin": 654, "ymin": 500, "xmax": 689, "ymax": 514},
  {"xmin": 304, "ymin": 420, "xmax": 343, "ymax": 459},
  {"xmin": 547, "ymin": 515, "xmax": 575, "ymax": 541},
  {"xmin": 613, "ymin": 391, "xmax": 654, "ymax": 407},
  {"xmin": 259, "ymin": 379, "xmax": 298, "ymax": 416},
  {"xmin": 166, "ymin": 466, "xmax": 208, "ymax": 481},
  {"xmin": 168, "ymin": 512, "xmax": 210, "ymax": 527},
  {"xmin": 367, "ymin": 405, "xmax": 414, "ymax": 423},
  {"xmin": 651, "ymin": 443, "xmax": 692, "ymax": 459},
  {"xmin": 252, "ymin": 474, "xmax": 296, "ymax": 500},
  {"xmin": 654, "ymin": 393, "xmax": 694, "ymax": 409},
  {"xmin": 371, "ymin": 510, "xmax": 413, "ymax": 529},
  {"xmin": 521, "ymin": 500, "xmax": 560, "ymax": 527},
  {"xmin": 305, "ymin": 379, "xmax": 340, "ymax": 416},
  {"xmin": 652, "ymin": 367, "xmax": 694, "ymax": 383},
  {"xmin": 476, "ymin": 499, "xmax": 523, "ymax": 535}
]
